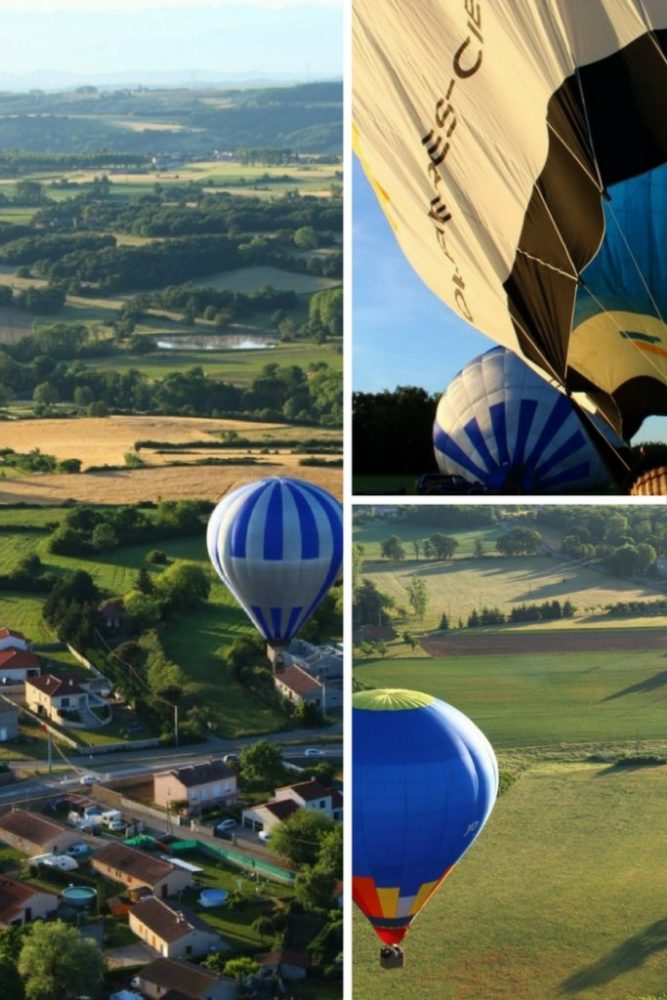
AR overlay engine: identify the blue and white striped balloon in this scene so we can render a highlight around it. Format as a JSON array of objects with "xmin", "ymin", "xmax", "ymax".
[
  {"xmin": 434, "ymin": 347, "xmax": 626, "ymax": 494},
  {"xmin": 207, "ymin": 477, "xmax": 343, "ymax": 646}
]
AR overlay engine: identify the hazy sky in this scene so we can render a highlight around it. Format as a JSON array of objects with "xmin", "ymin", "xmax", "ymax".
[{"xmin": 0, "ymin": 3, "xmax": 342, "ymax": 85}]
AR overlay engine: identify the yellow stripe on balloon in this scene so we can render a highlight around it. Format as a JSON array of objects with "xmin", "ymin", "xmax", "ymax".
[
  {"xmin": 408, "ymin": 878, "xmax": 441, "ymax": 916},
  {"xmin": 376, "ymin": 886, "xmax": 400, "ymax": 918}
]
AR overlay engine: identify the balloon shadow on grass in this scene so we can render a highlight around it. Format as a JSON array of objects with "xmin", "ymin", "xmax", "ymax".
[
  {"xmin": 560, "ymin": 918, "xmax": 667, "ymax": 994},
  {"xmin": 601, "ymin": 669, "xmax": 667, "ymax": 702}
]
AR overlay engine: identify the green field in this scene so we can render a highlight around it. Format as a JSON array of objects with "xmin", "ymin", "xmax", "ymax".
[
  {"xmin": 354, "ymin": 762, "xmax": 667, "ymax": 1000},
  {"xmin": 354, "ymin": 645, "xmax": 667, "ymax": 748},
  {"xmin": 86, "ymin": 338, "xmax": 343, "ymax": 384}
]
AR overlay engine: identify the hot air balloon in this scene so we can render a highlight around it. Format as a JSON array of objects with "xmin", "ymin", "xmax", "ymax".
[
  {"xmin": 354, "ymin": 1, "xmax": 667, "ymax": 444},
  {"xmin": 434, "ymin": 346, "xmax": 627, "ymax": 493},
  {"xmin": 353, "ymin": 688, "xmax": 498, "ymax": 968},
  {"xmin": 207, "ymin": 477, "xmax": 342, "ymax": 648}
]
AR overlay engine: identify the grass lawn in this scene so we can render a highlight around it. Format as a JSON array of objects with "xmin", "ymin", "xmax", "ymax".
[
  {"xmin": 353, "ymin": 475, "xmax": 417, "ymax": 495},
  {"xmin": 354, "ymin": 646, "xmax": 667, "ymax": 748},
  {"xmin": 353, "ymin": 763, "xmax": 667, "ymax": 1000},
  {"xmin": 179, "ymin": 851, "xmax": 290, "ymax": 953}
]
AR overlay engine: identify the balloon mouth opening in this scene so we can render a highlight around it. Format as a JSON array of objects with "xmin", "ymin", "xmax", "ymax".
[{"xmin": 376, "ymin": 926, "xmax": 408, "ymax": 946}]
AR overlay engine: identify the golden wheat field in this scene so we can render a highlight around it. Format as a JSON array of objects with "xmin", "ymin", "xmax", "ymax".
[
  {"xmin": 0, "ymin": 462, "xmax": 341, "ymax": 505},
  {"xmin": 0, "ymin": 416, "xmax": 341, "ymax": 502},
  {"xmin": 0, "ymin": 415, "xmax": 337, "ymax": 465}
]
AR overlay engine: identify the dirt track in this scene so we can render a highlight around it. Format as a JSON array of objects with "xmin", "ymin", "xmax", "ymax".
[{"xmin": 421, "ymin": 628, "xmax": 667, "ymax": 657}]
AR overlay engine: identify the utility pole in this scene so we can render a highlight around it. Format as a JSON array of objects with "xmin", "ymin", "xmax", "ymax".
[{"xmin": 173, "ymin": 703, "xmax": 179, "ymax": 747}]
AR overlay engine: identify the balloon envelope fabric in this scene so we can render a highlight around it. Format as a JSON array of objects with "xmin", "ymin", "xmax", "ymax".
[
  {"xmin": 207, "ymin": 477, "xmax": 343, "ymax": 646},
  {"xmin": 354, "ymin": 0, "xmax": 667, "ymax": 438},
  {"xmin": 433, "ymin": 346, "xmax": 626, "ymax": 493},
  {"xmin": 353, "ymin": 689, "xmax": 498, "ymax": 946}
]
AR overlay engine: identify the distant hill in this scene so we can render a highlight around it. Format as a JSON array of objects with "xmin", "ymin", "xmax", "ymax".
[{"xmin": 0, "ymin": 81, "xmax": 342, "ymax": 155}]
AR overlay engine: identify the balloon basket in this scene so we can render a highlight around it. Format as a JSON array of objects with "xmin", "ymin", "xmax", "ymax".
[
  {"xmin": 629, "ymin": 465, "xmax": 667, "ymax": 496},
  {"xmin": 380, "ymin": 946, "xmax": 404, "ymax": 970}
]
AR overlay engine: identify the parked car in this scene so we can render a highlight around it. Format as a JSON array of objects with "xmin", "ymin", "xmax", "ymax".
[
  {"xmin": 304, "ymin": 747, "xmax": 324, "ymax": 758},
  {"xmin": 107, "ymin": 817, "xmax": 127, "ymax": 833},
  {"xmin": 258, "ymin": 829, "xmax": 271, "ymax": 843},
  {"xmin": 222, "ymin": 753, "xmax": 239, "ymax": 765},
  {"xmin": 79, "ymin": 773, "xmax": 99, "ymax": 786},
  {"xmin": 66, "ymin": 842, "xmax": 90, "ymax": 858},
  {"xmin": 415, "ymin": 473, "xmax": 488, "ymax": 495},
  {"xmin": 215, "ymin": 818, "xmax": 237, "ymax": 832}
]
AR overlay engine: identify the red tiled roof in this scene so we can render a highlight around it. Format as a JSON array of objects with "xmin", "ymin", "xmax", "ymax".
[
  {"xmin": 131, "ymin": 897, "xmax": 216, "ymax": 943},
  {"xmin": 0, "ymin": 808, "xmax": 70, "ymax": 847},
  {"xmin": 262, "ymin": 799, "xmax": 300, "ymax": 821},
  {"xmin": 93, "ymin": 842, "xmax": 177, "ymax": 887},
  {"xmin": 274, "ymin": 663, "xmax": 322, "ymax": 696},
  {"xmin": 0, "ymin": 874, "xmax": 55, "ymax": 924},
  {"xmin": 158, "ymin": 759, "xmax": 235, "ymax": 788},
  {"xmin": 140, "ymin": 957, "xmax": 227, "ymax": 998},
  {"xmin": 0, "ymin": 649, "xmax": 39, "ymax": 670},
  {"xmin": 26, "ymin": 674, "xmax": 85, "ymax": 697},
  {"xmin": 279, "ymin": 778, "xmax": 332, "ymax": 802}
]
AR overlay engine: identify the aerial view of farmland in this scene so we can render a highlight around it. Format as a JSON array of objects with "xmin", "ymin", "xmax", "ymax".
[
  {"xmin": 353, "ymin": 504, "xmax": 667, "ymax": 1000},
  {"xmin": 0, "ymin": 4, "xmax": 343, "ymax": 1000}
]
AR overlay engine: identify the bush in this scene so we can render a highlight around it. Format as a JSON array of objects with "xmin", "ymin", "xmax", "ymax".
[{"xmin": 146, "ymin": 549, "xmax": 168, "ymax": 565}]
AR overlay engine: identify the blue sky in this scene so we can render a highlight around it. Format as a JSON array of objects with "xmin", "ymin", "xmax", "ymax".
[{"xmin": 352, "ymin": 157, "xmax": 666, "ymax": 445}]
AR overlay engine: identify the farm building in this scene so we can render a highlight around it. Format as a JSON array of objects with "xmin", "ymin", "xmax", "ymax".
[
  {"xmin": 0, "ymin": 808, "xmax": 80, "ymax": 857},
  {"xmin": 0, "ymin": 701, "xmax": 18, "ymax": 742},
  {"xmin": 242, "ymin": 778, "xmax": 343, "ymax": 834},
  {"xmin": 25, "ymin": 674, "xmax": 90, "ymax": 723},
  {"xmin": 272, "ymin": 661, "xmax": 324, "ymax": 708},
  {"xmin": 90, "ymin": 841, "xmax": 193, "ymax": 898},
  {"xmin": 136, "ymin": 957, "xmax": 239, "ymax": 1000},
  {"xmin": 129, "ymin": 896, "xmax": 221, "ymax": 958},
  {"xmin": 0, "ymin": 874, "xmax": 58, "ymax": 928},
  {"xmin": 255, "ymin": 949, "xmax": 310, "ymax": 981},
  {"xmin": 153, "ymin": 759, "xmax": 237, "ymax": 815}
]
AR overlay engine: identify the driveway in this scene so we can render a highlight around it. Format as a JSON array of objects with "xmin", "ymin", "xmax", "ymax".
[{"xmin": 105, "ymin": 942, "xmax": 154, "ymax": 968}]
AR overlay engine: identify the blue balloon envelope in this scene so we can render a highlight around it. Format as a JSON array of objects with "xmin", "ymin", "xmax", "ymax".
[
  {"xmin": 353, "ymin": 689, "xmax": 498, "ymax": 946},
  {"xmin": 207, "ymin": 477, "xmax": 342, "ymax": 646},
  {"xmin": 434, "ymin": 347, "xmax": 626, "ymax": 493}
]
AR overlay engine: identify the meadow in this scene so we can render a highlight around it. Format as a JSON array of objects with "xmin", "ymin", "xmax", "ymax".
[
  {"xmin": 359, "ymin": 556, "xmax": 667, "ymax": 632},
  {"xmin": 354, "ymin": 640, "xmax": 667, "ymax": 748},
  {"xmin": 353, "ymin": 762, "xmax": 667, "ymax": 1000}
]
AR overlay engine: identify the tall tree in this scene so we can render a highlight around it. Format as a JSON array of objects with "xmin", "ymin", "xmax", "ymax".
[{"xmin": 18, "ymin": 921, "xmax": 104, "ymax": 1000}]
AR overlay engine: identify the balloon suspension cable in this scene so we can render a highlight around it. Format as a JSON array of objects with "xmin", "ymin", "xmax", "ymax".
[{"xmin": 572, "ymin": 58, "xmax": 667, "ymax": 431}]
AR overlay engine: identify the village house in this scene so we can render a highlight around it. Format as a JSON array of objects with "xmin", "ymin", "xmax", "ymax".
[
  {"xmin": 90, "ymin": 841, "xmax": 194, "ymax": 898},
  {"xmin": 242, "ymin": 778, "xmax": 343, "ymax": 834},
  {"xmin": 0, "ymin": 874, "xmax": 58, "ymax": 927},
  {"xmin": 0, "ymin": 701, "xmax": 18, "ymax": 742},
  {"xmin": 0, "ymin": 628, "xmax": 40, "ymax": 682},
  {"xmin": 25, "ymin": 674, "xmax": 90, "ymax": 724},
  {"xmin": 0, "ymin": 808, "xmax": 80, "ymax": 857},
  {"xmin": 0, "ymin": 628, "xmax": 30, "ymax": 653},
  {"xmin": 129, "ymin": 896, "xmax": 221, "ymax": 959},
  {"xmin": 153, "ymin": 759, "xmax": 237, "ymax": 816},
  {"xmin": 136, "ymin": 957, "xmax": 239, "ymax": 1000}
]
